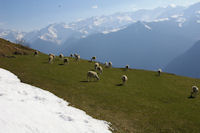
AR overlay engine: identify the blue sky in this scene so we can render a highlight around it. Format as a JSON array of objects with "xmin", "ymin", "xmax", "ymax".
[{"xmin": 0, "ymin": 0, "xmax": 200, "ymax": 31}]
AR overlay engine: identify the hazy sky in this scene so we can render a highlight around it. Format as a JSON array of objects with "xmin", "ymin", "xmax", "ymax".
[{"xmin": 0, "ymin": 0, "xmax": 200, "ymax": 31}]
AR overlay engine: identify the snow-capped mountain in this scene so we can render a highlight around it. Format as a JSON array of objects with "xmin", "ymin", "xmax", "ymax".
[
  {"xmin": 0, "ymin": 4, "xmax": 186, "ymax": 46},
  {"xmin": 62, "ymin": 2, "xmax": 200, "ymax": 70},
  {"xmin": 1, "ymin": 2, "xmax": 200, "ymax": 55},
  {"xmin": 0, "ymin": 29, "xmax": 25, "ymax": 43}
]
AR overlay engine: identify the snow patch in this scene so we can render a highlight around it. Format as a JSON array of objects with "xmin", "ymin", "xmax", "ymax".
[
  {"xmin": 171, "ymin": 14, "xmax": 183, "ymax": 18},
  {"xmin": 153, "ymin": 18, "xmax": 169, "ymax": 22},
  {"xmin": 0, "ymin": 68, "xmax": 112, "ymax": 133},
  {"xmin": 102, "ymin": 28, "xmax": 123, "ymax": 34},
  {"xmin": 117, "ymin": 16, "xmax": 133, "ymax": 22},
  {"xmin": 144, "ymin": 24, "xmax": 152, "ymax": 30},
  {"xmin": 169, "ymin": 4, "xmax": 176, "ymax": 8},
  {"xmin": 93, "ymin": 18, "xmax": 105, "ymax": 26},
  {"xmin": 176, "ymin": 17, "xmax": 186, "ymax": 27}
]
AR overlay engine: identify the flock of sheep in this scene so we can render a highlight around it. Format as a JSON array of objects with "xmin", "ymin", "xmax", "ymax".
[{"xmin": 34, "ymin": 51, "xmax": 199, "ymax": 98}]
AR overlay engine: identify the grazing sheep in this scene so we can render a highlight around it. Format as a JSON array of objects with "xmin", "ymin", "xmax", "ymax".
[
  {"xmin": 70, "ymin": 54, "xmax": 73, "ymax": 57},
  {"xmin": 49, "ymin": 53, "xmax": 55, "ymax": 59},
  {"xmin": 91, "ymin": 56, "xmax": 96, "ymax": 62},
  {"xmin": 108, "ymin": 62, "xmax": 112, "ymax": 68},
  {"xmin": 125, "ymin": 65, "xmax": 129, "ymax": 70},
  {"xmin": 74, "ymin": 53, "xmax": 78, "ymax": 57},
  {"xmin": 121, "ymin": 75, "xmax": 128, "ymax": 85},
  {"xmin": 87, "ymin": 71, "xmax": 100, "ymax": 81},
  {"xmin": 158, "ymin": 69, "xmax": 162, "ymax": 76},
  {"xmin": 191, "ymin": 86, "xmax": 199, "ymax": 98},
  {"xmin": 59, "ymin": 54, "xmax": 64, "ymax": 59},
  {"xmin": 94, "ymin": 63, "xmax": 99, "ymax": 70},
  {"xmin": 64, "ymin": 58, "xmax": 69, "ymax": 64},
  {"xmin": 34, "ymin": 51, "xmax": 39, "ymax": 56},
  {"xmin": 75, "ymin": 54, "xmax": 80, "ymax": 61},
  {"xmin": 97, "ymin": 66, "xmax": 103, "ymax": 74},
  {"xmin": 105, "ymin": 62, "xmax": 109, "ymax": 68},
  {"xmin": 48, "ymin": 55, "xmax": 54, "ymax": 63}
]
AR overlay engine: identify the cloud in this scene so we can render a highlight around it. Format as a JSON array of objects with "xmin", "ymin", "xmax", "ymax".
[{"xmin": 92, "ymin": 5, "xmax": 98, "ymax": 9}]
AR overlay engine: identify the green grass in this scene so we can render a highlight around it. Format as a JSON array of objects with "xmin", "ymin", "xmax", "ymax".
[{"xmin": 1, "ymin": 53, "xmax": 200, "ymax": 133}]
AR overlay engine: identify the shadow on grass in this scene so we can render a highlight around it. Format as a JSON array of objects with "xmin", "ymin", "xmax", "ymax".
[
  {"xmin": 59, "ymin": 63, "xmax": 64, "ymax": 66},
  {"xmin": 116, "ymin": 83, "xmax": 123, "ymax": 86},
  {"xmin": 80, "ymin": 80, "xmax": 89, "ymax": 83},
  {"xmin": 42, "ymin": 62, "xmax": 50, "ymax": 64},
  {"xmin": 188, "ymin": 95, "xmax": 195, "ymax": 99},
  {"xmin": 155, "ymin": 74, "xmax": 161, "ymax": 77}
]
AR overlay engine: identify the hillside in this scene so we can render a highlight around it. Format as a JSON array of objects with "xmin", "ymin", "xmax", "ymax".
[
  {"xmin": 165, "ymin": 40, "xmax": 200, "ymax": 78},
  {"xmin": 0, "ymin": 38, "xmax": 34, "ymax": 57},
  {"xmin": 1, "ymin": 39, "xmax": 200, "ymax": 133}
]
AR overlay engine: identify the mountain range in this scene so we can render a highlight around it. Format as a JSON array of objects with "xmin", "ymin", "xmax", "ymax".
[
  {"xmin": 165, "ymin": 40, "xmax": 200, "ymax": 78},
  {"xmin": 1, "ymin": 2, "xmax": 200, "ymax": 72},
  {"xmin": 0, "ymin": 4, "xmax": 186, "ymax": 53}
]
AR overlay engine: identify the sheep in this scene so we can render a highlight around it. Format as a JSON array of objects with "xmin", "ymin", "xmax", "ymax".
[
  {"xmin": 91, "ymin": 56, "xmax": 96, "ymax": 62},
  {"xmin": 97, "ymin": 66, "xmax": 103, "ymax": 74},
  {"xmin": 49, "ymin": 53, "xmax": 55, "ymax": 59},
  {"xmin": 121, "ymin": 75, "xmax": 128, "ymax": 85},
  {"xmin": 64, "ymin": 58, "xmax": 69, "ymax": 64},
  {"xmin": 34, "ymin": 51, "xmax": 39, "ymax": 56},
  {"xmin": 94, "ymin": 63, "xmax": 99, "ymax": 70},
  {"xmin": 70, "ymin": 54, "xmax": 73, "ymax": 57},
  {"xmin": 108, "ymin": 62, "xmax": 112, "ymax": 68},
  {"xmin": 105, "ymin": 62, "xmax": 109, "ymax": 68},
  {"xmin": 158, "ymin": 69, "xmax": 162, "ymax": 76},
  {"xmin": 125, "ymin": 65, "xmax": 129, "ymax": 70},
  {"xmin": 59, "ymin": 54, "xmax": 64, "ymax": 59},
  {"xmin": 75, "ymin": 54, "xmax": 80, "ymax": 61},
  {"xmin": 190, "ymin": 86, "xmax": 199, "ymax": 98},
  {"xmin": 87, "ymin": 71, "xmax": 100, "ymax": 81},
  {"xmin": 48, "ymin": 55, "xmax": 54, "ymax": 63}
]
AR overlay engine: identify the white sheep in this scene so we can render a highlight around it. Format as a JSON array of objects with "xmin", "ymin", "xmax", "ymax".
[
  {"xmin": 75, "ymin": 55, "xmax": 80, "ymax": 61},
  {"xmin": 94, "ymin": 63, "xmax": 99, "ymax": 70},
  {"xmin": 49, "ymin": 53, "xmax": 55, "ymax": 59},
  {"xmin": 59, "ymin": 54, "xmax": 64, "ymax": 59},
  {"xmin": 87, "ymin": 71, "xmax": 100, "ymax": 81},
  {"xmin": 91, "ymin": 56, "xmax": 96, "ymax": 62},
  {"xmin": 34, "ymin": 51, "xmax": 39, "ymax": 56},
  {"xmin": 121, "ymin": 75, "xmax": 128, "ymax": 85},
  {"xmin": 64, "ymin": 58, "xmax": 69, "ymax": 64},
  {"xmin": 108, "ymin": 62, "xmax": 112, "ymax": 68},
  {"xmin": 48, "ymin": 55, "xmax": 54, "ymax": 63},
  {"xmin": 97, "ymin": 66, "xmax": 103, "ymax": 74},
  {"xmin": 191, "ymin": 86, "xmax": 199, "ymax": 98},
  {"xmin": 105, "ymin": 62, "xmax": 109, "ymax": 68},
  {"xmin": 158, "ymin": 69, "xmax": 162, "ymax": 76}
]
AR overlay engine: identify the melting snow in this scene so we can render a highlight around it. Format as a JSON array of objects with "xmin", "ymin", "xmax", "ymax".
[{"xmin": 0, "ymin": 68, "xmax": 112, "ymax": 133}]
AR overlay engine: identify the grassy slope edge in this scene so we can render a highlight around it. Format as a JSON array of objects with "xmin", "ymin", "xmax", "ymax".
[{"xmin": 0, "ymin": 38, "xmax": 200, "ymax": 133}]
